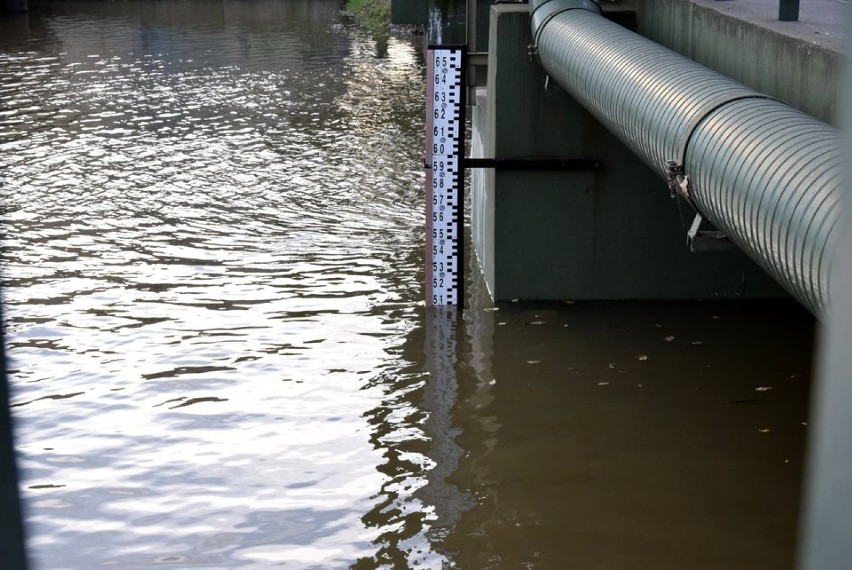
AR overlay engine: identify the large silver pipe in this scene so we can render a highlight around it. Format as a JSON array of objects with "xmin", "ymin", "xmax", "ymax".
[{"xmin": 529, "ymin": 0, "xmax": 843, "ymax": 317}]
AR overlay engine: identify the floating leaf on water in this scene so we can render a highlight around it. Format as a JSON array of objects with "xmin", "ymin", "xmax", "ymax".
[
  {"xmin": 664, "ymin": 336, "xmax": 675, "ymax": 342},
  {"xmin": 755, "ymin": 386, "xmax": 773, "ymax": 392},
  {"xmin": 637, "ymin": 354, "xmax": 648, "ymax": 361}
]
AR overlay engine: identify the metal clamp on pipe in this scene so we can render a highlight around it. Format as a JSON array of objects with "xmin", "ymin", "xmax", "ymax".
[{"xmin": 664, "ymin": 160, "xmax": 691, "ymax": 202}]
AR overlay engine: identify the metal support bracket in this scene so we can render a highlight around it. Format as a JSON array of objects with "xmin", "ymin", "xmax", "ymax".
[
  {"xmin": 687, "ymin": 213, "xmax": 732, "ymax": 252},
  {"xmin": 528, "ymin": 43, "xmax": 539, "ymax": 63},
  {"xmin": 544, "ymin": 74, "xmax": 564, "ymax": 96}
]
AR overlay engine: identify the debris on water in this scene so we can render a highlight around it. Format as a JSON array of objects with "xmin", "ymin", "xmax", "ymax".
[
  {"xmin": 498, "ymin": 321, "xmax": 507, "ymax": 326},
  {"xmin": 802, "ymin": 422, "xmax": 808, "ymax": 426},
  {"xmin": 562, "ymin": 299, "xmax": 575, "ymax": 305},
  {"xmin": 608, "ymin": 363, "xmax": 616, "ymax": 369},
  {"xmin": 170, "ymin": 397, "xmax": 228, "ymax": 409},
  {"xmin": 637, "ymin": 354, "xmax": 648, "ymax": 361},
  {"xmin": 664, "ymin": 335, "xmax": 675, "ymax": 342},
  {"xmin": 488, "ymin": 379, "xmax": 496, "ymax": 386},
  {"xmin": 637, "ymin": 383, "xmax": 643, "ymax": 388},
  {"xmin": 691, "ymin": 340, "xmax": 703, "ymax": 345},
  {"xmin": 759, "ymin": 428, "xmax": 771, "ymax": 434},
  {"xmin": 655, "ymin": 323, "xmax": 662, "ymax": 328},
  {"xmin": 484, "ymin": 307, "xmax": 499, "ymax": 312},
  {"xmin": 755, "ymin": 386, "xmax": 773, "ymax": 392},
  {"xmin": 526, "ymin": 360, "xmax": 541, "ymax": 365},
  {"xmin": 790, "ymin": 372, "xmax": 802, "ymax": 379},
  {"xmin": 712, "ymin": 315, "xmax": 721, "ymax": 320},
  {"xmin": 598, "ymin": 381, "xmax": 609, "ymax": 386},
  {"xmin": 524, "ymin": 320, "xmax": 545, "ymax": 326},
  {"xmin": 511, "ymin": 298, "xmax": 519, "ymax": 303}
]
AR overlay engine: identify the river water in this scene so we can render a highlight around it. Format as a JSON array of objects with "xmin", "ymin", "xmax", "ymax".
[{"xmin": 1, "ymin": 1, "xmax": 816, "ymax": 568}]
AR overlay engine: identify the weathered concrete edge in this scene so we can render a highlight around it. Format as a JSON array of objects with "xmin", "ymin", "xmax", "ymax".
[{"xmin": 637, "ymin": 0, "xmax": 846, "ymax": 125}]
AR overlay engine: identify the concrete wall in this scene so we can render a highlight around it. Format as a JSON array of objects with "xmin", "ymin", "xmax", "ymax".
[
  {"xmin": 391, "ymin": 0, "xmax": 427, "ymax": 26},
  {"xmin": 637, "ymin": 0, "xmax": 844, "ymax": 125},
  {"xmin": 471, "ymin": 4, "xmax": 784, "ymax": 302}
]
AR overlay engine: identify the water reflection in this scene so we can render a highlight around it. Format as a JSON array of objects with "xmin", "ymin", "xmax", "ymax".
[{"xmin": 1, "ymin": 0, "xmax": 438, "ymax": 566}]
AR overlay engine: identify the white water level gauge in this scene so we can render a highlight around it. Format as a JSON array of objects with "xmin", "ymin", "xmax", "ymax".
[{"xmin": 425, "ymin": 46, "xmax": 465, "ymax": 307}]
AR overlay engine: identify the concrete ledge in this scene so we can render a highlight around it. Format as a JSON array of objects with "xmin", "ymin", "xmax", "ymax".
[{"xmin": 637, "ymin": 0, "xmax": 846, "ymax": 125}]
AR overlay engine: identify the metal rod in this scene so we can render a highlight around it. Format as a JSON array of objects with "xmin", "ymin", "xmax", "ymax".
[
  {"xmin": 779, "ymin": 0, "xmax": 799, "ymax": 21},
  {"xmin": 463, "ymin": 157, "xmax": 600, "ymax": 170}
]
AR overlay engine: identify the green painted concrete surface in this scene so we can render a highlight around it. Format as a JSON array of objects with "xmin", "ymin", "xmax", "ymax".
[{"xmin": 390, "ymin": 0, "xmax": 426, "ymax": 26}]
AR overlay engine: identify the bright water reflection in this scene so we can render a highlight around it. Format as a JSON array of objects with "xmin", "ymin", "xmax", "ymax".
[{"xmin": 1, "ymin": 1, "xmax": 447, "ymax": 566}]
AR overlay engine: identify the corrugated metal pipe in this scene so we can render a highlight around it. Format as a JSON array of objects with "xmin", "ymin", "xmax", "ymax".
[{"xmin": 528, "ymin": 0, "xmax": 843, "ymax": 317}]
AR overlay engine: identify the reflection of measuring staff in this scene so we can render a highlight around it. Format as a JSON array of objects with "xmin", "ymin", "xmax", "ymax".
[{"xmin": 425, "ymin": 46, "xmax": 465, "ymax": 308}]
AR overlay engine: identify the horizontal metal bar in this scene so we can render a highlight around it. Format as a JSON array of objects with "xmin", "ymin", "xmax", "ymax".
[
  {"xmin": 468, "ymin": 52, "xmax": 488, "ymax": 67},
  {"xmin": 463, "ymin": 157, "xmax": 600, "ymax": 170}
]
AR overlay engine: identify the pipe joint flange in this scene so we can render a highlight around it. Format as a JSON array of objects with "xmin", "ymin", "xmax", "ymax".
[{"xmin": 529, "ymin": 0, "xmax": 601, "ymax": 50}]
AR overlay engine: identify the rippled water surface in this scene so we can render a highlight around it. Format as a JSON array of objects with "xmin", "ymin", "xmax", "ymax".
[{"xmin": 2, "ymin": 2, "xmax": 816, "ymax": 569}]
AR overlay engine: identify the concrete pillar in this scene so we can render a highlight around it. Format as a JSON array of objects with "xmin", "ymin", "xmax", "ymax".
[{"xmin": 797, "ymin": 12, "xmax": 852, "ymax": 568}]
